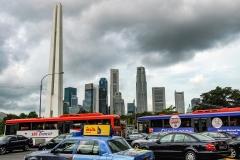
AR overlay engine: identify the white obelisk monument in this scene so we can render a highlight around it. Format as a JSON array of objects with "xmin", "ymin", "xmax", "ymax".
[{"xmin": 45, "ymin": 2, "xmax": 63, "ymax": 117}]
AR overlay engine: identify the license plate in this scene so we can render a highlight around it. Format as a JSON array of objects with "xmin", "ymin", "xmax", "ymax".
[
  {"xmin": 143, "ymin": 157, "xmax": 148, "ymax": 160},
  {"xmin": 219, "ymin": 145, "xmax": 227, "ymax": 149}
]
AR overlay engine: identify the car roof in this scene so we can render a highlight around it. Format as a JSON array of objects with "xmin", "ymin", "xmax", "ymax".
[{"xmin": 66, "ymin": 136, "xmax": 123, "ymax": 142}]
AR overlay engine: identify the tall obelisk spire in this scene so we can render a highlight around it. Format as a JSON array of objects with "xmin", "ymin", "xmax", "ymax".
[{"xmin": 45, "ymin": 2, "xmax": 63, "ymax": 117}]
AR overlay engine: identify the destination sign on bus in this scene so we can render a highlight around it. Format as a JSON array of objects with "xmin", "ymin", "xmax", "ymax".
[{"xmin": 83, "ymin": 125, "xmax": 110, "ymax": 136}]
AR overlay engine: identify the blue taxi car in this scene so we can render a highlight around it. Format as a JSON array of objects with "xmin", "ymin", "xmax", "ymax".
[{"xmin": 24, "ymin": 125, "xmax": 154, "ymax": 160}]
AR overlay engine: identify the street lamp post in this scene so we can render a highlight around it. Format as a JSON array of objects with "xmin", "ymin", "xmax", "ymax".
[{"xmin": 39, "ymin": 72, "xmax": 64, "ymax": 117}]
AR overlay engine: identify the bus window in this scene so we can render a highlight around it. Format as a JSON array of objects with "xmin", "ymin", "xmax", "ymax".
[
  {"xmin": 5, "ymin": 124, "xmax": 18, "ymax": 135},
  {"xmin": 102, "ymin": 119, "xmax": 110, "ymax": 124},
  {"xmin": 164, "ymin": 119, "xmax": 170, "ymax": 128},
  {"xmin": 73, "ymin": 120, "xmax": 86, "ymax": 129},
  {"xmin": 19, "ymin": 123, "xmax": 31, "ymax": 130},
  {"xmin": 88, "ymin": 120, "xmax": 102, "ymax": 124},
  {"xmin": 32, "ymin": 123, "xmax": 44, "ymax": 130},
  {"xmin": 151, "ymin": 120, "xmax": 162, "ymax": 128},
  {"xmin": 180, "ymin": 118, "xmax": 191, "ymax": 127},
  {"xmin": 45, "ymin": 122, "xmax": 57, "ymax": 129},
  {"xmin": 114, "ymin": 118, "xmax": 120, "ymax": 126},
  {"xmin": 230, "ymin": 116, "xmax": 240, "ymax": 126}
]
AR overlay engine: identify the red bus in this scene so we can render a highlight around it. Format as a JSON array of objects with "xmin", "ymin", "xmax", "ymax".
[{"xmin": 5, "ymin": 113, "xmax": 121, "ymax": 145}]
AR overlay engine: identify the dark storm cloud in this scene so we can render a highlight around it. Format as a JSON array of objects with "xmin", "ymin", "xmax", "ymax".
[
  {"xmin": 62, "ymin": 0, "xmax": 240, "ymax": 68},
  {"xmin": 0, "ymin": 86, "xmax": 39, "ymax": 112}
]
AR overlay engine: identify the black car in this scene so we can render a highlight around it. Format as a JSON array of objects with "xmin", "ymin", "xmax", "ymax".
[
  {"xmin": 200, "ymin": 131, "xmax": 236, "ymax": 143},
  {"xmin": 0, "ymin": 135, "xmax": 33, "ymax": 154},
  {"xmin": 131, "ymin": 132, "xmax": 168, "ymax": 148},
  {"xmin": 228, "ymin": 136, "xmax": 240, "ymax": 158},
  {"xmin": 125, "ymin": 133, "xmax": 148, "ymax": 145},
  {"xmin": 38, "ymin": 133, "xmax": 72, "ymax": 150},
  {"xmin": 140, "ymin": 132, "xmax": 230, "ymax": 160}
]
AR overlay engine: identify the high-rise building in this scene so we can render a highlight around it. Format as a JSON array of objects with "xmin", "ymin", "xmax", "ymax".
[
  {"xmin": 84, "ymin": 83, "xmax": 93, "ymax": 112},
  {"xmin": 63, "ymin": 87, "xmax": 77, "ymax": 114},
  {"xmin": 99, "ymin": 78, "xmax": 108, "ymax": 114},
  {"xmin": 113, "ymin": 92, "xmax": 125, "ymax": 116},
  {"xmin": 71, "ymin": 95, "xmax": 78, "ymax": 106},
  {"xmin": 64, "ymin": 87, "xmax": 77, "ymax": 106},
  {"xmin": 191, "ymin": 98, "xmax": 200, "ymax": 108},
  {"xmin": 45, "ymin": 3, "xmax": 63, "ymax": 118},
  {"xmin": 152, "ymin": 87, "xmax": 166, "ymax": 112},
  {"xmin": 110, "ymin": 69, "xmax": 119, "ymax": 114},
  {"xmin": 136, "ymin": 66, "xmax": 148, "ymax": 113},
  {"xmin": 127, "ymin": 103, "xmax": 135, "ymax": 115},
  {"xmin": 93, "ymin": 85, "xmax": 99, "ymax": 112},
  {"xmin": 175, "ymin": 91, "xmax": 185, "ymax": 114}
]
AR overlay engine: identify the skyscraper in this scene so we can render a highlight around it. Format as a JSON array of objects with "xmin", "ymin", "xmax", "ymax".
[
  {"xmin": 152, "ymin": 87, "xmax": 166, "ymax": 112},
  {"xmin": 64, "ymin": 87, "xmax": 77, "ymax": 107},
  {"xmin": 99, "ymin": 78, "xmax": 108, "ymax": 114},
  {"xmin": 136, "ymin": 66, "xmax": 148, "ymax": 113},
  {"xmin": 45, "ymin": 3, "xmax": 63, "ymax": 117},
  {"xmin": 191, "ymin": 98, "xmax": 200, "ymax": 108},
  {"xmin": 63, "ymin": 87, "xmax": 77, "ymax": 113},
  {"xmin": 68, "ymin": 95, "xmax": 79, "ymax": 114},
  {"xmin": 84, "ymin": 83, "xmax": 93, "ymax": 112},
  {"xmin": 175, "ymin": 91, "xmax": 185, "ymax": 114},
  {"xmin": 113, "ymin": 92, "xmax": 125, "ymax": 116},
  {"xmin": 127, "ymin": 103, "xmax": 135, "ymax": 115},
  {"xmin": 110, "ymin": 69, "xmax": 119, "ymax": 114},
  {"xmin": 93, "ymin": 85, "xmax": 99, "ymax": 112}
]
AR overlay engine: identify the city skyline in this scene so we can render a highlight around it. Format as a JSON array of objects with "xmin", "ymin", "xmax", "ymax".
[{"xmin": 0, "ymin": 1, "xmax": 240, "ymax": 116}]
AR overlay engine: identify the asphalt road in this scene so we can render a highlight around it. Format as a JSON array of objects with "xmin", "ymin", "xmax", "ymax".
[
  {"xmin": 1, "ymin": 148, "xmax": 240, "ymax": 160},
  {"xmin": 0, "ymin": 147, "xmax": 38, "ymax": 160}
]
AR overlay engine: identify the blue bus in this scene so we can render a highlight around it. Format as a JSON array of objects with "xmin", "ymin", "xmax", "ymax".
[{"xmin": 137, "ymin": 108, "xmax": 240, "ymax": 136}]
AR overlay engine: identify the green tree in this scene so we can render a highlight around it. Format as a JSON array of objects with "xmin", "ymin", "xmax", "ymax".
[
  {"xmin": 63, "ymin": 111, "xmax": 69, "ymax": 114},
  {"xmin": 27, "ymin": 111, "xmax": 38, "ymax": 118},
  {"xmin": 77, "ymin": 109, "xmax": 88, "ymax": 114},
  {"xmin": 89, "ymin": 105, "xmax": 93, "ymax": 113},
  {"xmin": 193, "ymin": 86, "xmax": 240, "ymax": 111},
  {"xmin": 19, "ymin": 113, "xmax": 27, "ymax": 118},
  {"xmin": 154, "ymin": 105, "xmax": 176, "ymax": 115},
  {"xmin": 0, "ymin": 114, "xmax": 19, "ymax": 135}
]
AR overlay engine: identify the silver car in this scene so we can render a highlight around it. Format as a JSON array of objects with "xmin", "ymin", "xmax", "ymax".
[{"xmin": 131, "ymin": 132, "xmax": 168, "ymax": 148}]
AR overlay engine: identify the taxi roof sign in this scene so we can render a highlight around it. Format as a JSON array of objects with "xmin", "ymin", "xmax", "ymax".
[{"xmin": 76, "ymin": 125, "xmax": 114, "ymax": 136}]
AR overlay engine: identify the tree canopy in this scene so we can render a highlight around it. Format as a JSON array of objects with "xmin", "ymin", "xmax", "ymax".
[{"xmin": 193, "ymin": 86, "xmax": 240, "ymax": 111}]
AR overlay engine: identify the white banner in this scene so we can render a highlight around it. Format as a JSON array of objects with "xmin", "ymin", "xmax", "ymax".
[{"xmin": 17, "ymin": 130, "xmax": 59, "ymax": 138}]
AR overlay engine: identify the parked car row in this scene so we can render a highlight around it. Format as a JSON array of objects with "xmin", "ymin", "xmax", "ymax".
[{"xmin": 127, "ymin": 131, "xmax": 240, "ymax": 159}]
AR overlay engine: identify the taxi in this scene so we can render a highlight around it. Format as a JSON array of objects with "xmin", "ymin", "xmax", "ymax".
[{"xmin": 24, "ymin": 125, "xmax": 154, "ymax": 160}]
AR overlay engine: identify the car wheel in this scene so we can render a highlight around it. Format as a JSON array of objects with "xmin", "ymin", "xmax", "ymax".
[
  {"xmin": 230, "ymin": 147, "xmax": 238, "ymax": 159},
  {"xmin": 185, "ymin": 151, "xmax": 197, "ymax": 160},
  {"xmin": 133, "ymin": 143, "xmax": 140, "ymax": 148},
  {"xmin": 23, "ymin": 144, "xmax": 29, "ymax": 151},
  {"xmin": 0, "ymin": 146, "xmax": 6, "ymax": 155}
]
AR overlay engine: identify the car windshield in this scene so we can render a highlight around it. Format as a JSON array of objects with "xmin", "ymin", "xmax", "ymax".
[
  {"xmin": 142, "ymin": 133, "xmax": 148, "ymax": 137},
  {"xmin": 108, "ymin": 138, "xmax": 131, "ymax": 153},
  {"xmin": 191, "ymin": 133, "xmax": 215, "ymax": 141},
  {"xmin": 0, "ymin": 136, "xmax": 10, "ymax": 141}
]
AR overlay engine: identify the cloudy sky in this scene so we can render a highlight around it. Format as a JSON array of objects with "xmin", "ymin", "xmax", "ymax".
[{"xmin": 0, "ymin": 0, "xmax": 240, "ymax": 116}]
